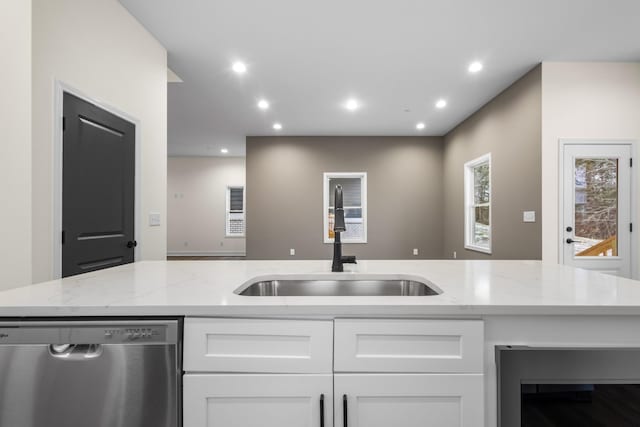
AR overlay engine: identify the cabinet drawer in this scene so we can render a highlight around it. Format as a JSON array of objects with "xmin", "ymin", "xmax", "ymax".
[
  {"xmin": 334, "ymin": 319, "xmax": 483, "ymax": 373},
  {"xmin": 184, "ymin": 318, "xmax": 333, "ymax": 373}
]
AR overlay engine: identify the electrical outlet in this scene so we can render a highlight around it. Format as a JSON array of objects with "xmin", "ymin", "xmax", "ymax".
[
  {"xmin": 290, "ymin": 248, "xmax": 295, "ymax": 256},
  {"xmin": 413, "ymin": 248, "xmax": 419, "ymax": 256},
  {"xmin": 184, "ymin": 241, "xmax": 188, "ymax": 247},
  {"xmin": 453, "ymin": 251, "xmax": 457, "ymax": 259}
]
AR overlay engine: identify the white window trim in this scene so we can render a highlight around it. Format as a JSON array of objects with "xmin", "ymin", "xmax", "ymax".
[
  {"xmin": 464, "ymin": 153, "xmax": 492, "ymax": 254},
  {"xmin": 225, "ymin": 185, "xmax": 245, "ymax": 238},
  {"xmin": 323, "ymin": 172, "xmax": 367, "ymax": 244}
]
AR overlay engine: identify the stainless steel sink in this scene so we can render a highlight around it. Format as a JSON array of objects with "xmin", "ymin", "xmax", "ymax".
[{"xmin": 235, "ymin": 277, "xmax": 442, "ymax": 296}]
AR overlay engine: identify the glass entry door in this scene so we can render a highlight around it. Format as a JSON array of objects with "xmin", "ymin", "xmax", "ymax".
[{"xmin": 562, "ymin": 143, "xmax": 632, "ymax": 278}]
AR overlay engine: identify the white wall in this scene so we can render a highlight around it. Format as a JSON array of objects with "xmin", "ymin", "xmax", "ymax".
[
  {"xmin": 0, "ymin": 0, "xmax": 32, "ymax": 290},
  {"xmin": 541, "ymin": 62, "xmax": 640, "ymax": 268},
  {"xmin": 168, "ymin": 157, "xmax": 246, "ymax": 256},
  {"xmin": 32, "ymin": 0, "xmax": 168, "ymax": 283}
]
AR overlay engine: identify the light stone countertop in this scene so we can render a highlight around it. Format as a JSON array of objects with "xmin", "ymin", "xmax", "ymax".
[{"xmin": 1, "ymin": 260, "xmax": 640, "ymax": 317}]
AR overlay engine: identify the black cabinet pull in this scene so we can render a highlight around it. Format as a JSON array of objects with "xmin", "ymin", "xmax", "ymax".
[
  {"xmin": 343, "ymin": 394, "xmax": 348, "ymax": 427},
  {"xmin": 319, "ymin": 394, "xmax": 324, "ymax": 427},
  {"xmin": 126, "ymin": 240, "xmax": 137, "ymax": 249}
]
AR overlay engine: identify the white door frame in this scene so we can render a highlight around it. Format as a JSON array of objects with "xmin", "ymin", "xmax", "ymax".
[
  {"xmin": 558, "ymin": 139, "xmax": 637, "ymax": 279},
  {"xmin": 52, "ymin": 81, "xmax": 141, "ymax": 279}
]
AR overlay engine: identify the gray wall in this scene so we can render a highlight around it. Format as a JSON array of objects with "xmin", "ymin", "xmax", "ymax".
[
  {"xmin": 246, "ymin": 136, "xmax": 444, "ymax": 260},
  {"xmin": 442, "ymin": 65, "xmax": 542, "ymax": 260}
]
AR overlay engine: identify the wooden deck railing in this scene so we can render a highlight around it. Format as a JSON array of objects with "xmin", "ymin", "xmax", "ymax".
[{"xmin": 577, "ymin": 235, "xmax": 617, "ymax": 257}]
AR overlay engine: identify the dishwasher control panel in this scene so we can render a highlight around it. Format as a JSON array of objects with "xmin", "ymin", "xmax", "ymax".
[
  {"xmin": 0, "ymin": 320, "xmax": 178, "ymax": 345},
  {"xmin": 103, "ymin": 326, "xmax": 166, "ymax": 342}
]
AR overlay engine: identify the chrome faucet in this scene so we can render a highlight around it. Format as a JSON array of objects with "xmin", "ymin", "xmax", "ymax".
[{"xmin": 332, "ymin": 184, "xmax": 357, "ymax": 272}]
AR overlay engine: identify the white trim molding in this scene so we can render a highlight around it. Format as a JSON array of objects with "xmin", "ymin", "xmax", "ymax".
[
  {"xmin": 225, "ymin": 185, "xmax": 246, "ymax": 237},
  {"xmin": 167, "ymin": 251, "xmax": 246, "ymax": 257},
  {"xmin": 558, "ymin": 139, "xmax": 638, "ymax": 279},
  {"xmin": 52, "ymin": 81, "xmax": 142, "ymax": 279}
]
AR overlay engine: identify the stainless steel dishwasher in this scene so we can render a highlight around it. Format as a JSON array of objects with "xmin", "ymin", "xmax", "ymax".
[{"xmin": 0, "ymin": 319, "xmax": 181, "ymax": 427}]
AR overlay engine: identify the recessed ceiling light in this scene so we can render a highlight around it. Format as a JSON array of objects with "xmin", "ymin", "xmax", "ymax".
[
  {"xmin": 468, "ymin": 61, "xmax": 483, "ymax": 73},
  {"xmin": 416, "ymin": 122, "xmax": 426, "ymax": 130},
  {"xmin": 273, "ymin": 123, "xmax": 282, "ymax": 130},
  {"xmin": 220, "ymin": 148, "xmax": 229, "ymax": 154},
  {"xmin": 344, "ymin": 98, "xmax": 360, "ymax": 111},
  {"xmin": 435, "ymin": 99, "xmax": 447, "ymax": 109},
  {"xmin": 257, "ymin": 99, "xmax": 270, "ymax": 110},
  {"xmin": 231, "ymin": 61, "xmax": 247, "ymax": 74}
]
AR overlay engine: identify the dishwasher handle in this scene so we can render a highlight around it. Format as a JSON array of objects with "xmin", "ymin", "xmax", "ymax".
[{"xmin": 49, "ymin": 344, "xmax": 103, "ymax": 360}]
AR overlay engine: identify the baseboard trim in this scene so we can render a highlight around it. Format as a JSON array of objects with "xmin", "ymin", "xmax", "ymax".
[{"xmin": 167, "ymin": 251, "xmax": 246, "ymax": 257}]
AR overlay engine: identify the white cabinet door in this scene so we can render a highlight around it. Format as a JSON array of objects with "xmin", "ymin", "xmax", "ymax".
[
  {"xmin": 334, "ymin": 374, "xmax": 483, "ymax": 427},
  {"xmin": 184, "ymin": 374, "xmax": 333, "ymax": 427}
]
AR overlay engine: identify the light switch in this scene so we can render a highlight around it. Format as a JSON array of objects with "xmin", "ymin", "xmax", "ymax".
[
  {"xmin": 149, "ymin": 212, "xmax": 161, "ymax": 226},
  {"xmin": 523, "ymin": 211, "xmax": 536, "ymax": 223}
]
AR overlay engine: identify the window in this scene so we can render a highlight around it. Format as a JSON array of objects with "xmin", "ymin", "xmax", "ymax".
[
  {"xmin": 323, "ymin": 172, "xmax": 367, "ymax": 243},
  {"xmin": 464, "ymin": 154, "xmax": 491, "ymax": 253},
  {"xmin": 226, "ymin": 186, "xmax": 245, "ymax": 237}
]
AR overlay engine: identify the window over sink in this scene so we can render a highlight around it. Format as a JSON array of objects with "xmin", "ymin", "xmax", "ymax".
[{"xmin": 323, "ymin": 172, "xmax": 367, "ymax": 243}]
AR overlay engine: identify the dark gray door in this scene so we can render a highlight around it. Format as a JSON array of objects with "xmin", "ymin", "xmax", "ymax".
[{"xmin": 62, "ymin": 93, "xmax": 136, "ymax": 278}]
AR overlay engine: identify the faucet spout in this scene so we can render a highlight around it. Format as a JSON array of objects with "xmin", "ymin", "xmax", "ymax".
[
  {"xmin": 332, "ymin": 184, "xmax": 356, "ymax": 272},
  {"xmin": 334, "ymin": 184, "xmax": 346, "ymax": 232}
]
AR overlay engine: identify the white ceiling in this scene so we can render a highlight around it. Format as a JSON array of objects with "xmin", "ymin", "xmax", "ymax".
[{"xmin": 119, "ymin": 0, "xmax": 640, "ymax": 157}]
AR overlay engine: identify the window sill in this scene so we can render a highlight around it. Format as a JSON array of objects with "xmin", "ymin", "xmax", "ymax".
[
  {"xmin": 225, "ymin": 234, "xmax": 246, "ymax": 238},
  {"xmin": 324, "ymin": 238, "xmax": 367, "ymax": 244},
  {"xmin": 464, "ymin": 244, "xmax": 492, "ymax": 255}
]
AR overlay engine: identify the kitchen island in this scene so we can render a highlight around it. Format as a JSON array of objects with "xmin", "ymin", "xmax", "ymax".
[
  {"xmin": 2, "ymin": 259, "xmax": 640, "ymax": 427},
  {"xmin": 1, "ymin": 259, "xmax": 640, "ymax": 317}
]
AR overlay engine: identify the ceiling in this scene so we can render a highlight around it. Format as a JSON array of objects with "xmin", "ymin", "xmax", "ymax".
[{"xmin": 120, "ymin": 0, "xmax": 640, "ymax": 157}]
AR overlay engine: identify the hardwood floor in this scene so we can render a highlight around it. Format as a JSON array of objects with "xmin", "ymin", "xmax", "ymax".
[
  {"xmin": 522, "ymin": 384, "xmax": 640, "ymax": 426},
  {"xmin": 167, "ymin": 256, "xmax": 246, "ymax": 261}
]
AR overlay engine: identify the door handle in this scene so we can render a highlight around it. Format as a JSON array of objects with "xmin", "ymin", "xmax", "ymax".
[
  {"xmin": 49, "ymin": 344, "xmax": 103, "ymax": 360},
  {"xmin": 343, "ymin": 394, "xmax": 348, "ymax": 427},
  {"xmin": 319, "ymin": 394, "xmax": 324, "ymax": 427},
  {"xmin": 126, "ymin": 240, "xmax": 137, "ymax": 249},
  {"xmin": 566, "ymin": 238, "xmax": 585, "ymax": 244}
]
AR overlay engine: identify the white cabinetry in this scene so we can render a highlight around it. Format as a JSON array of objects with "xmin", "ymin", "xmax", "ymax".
[
  {"xmin": 183, "ymin": 318, "xmax": 334, "ymax": 427},
  {"xmin": 184, "ymin": 374, "xmax": 333, "ymax": 427},
  {"xmin": 333, "ymin": 319, "xmax": 484, "ymax": 427},
  {"xmin": 334, "ymin": 374, "xmax": 483, "ymax": 427},
  {"xmin": 334, "ymin": 319, "xmax": 483, "ymax": 373},
  {"xmin": 184, "ymin": 318, "xmax": 333, "ymax": 373},
  {"xmin": 183, "ymin": 318, "xmax": 484, "ymax": 427}
]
